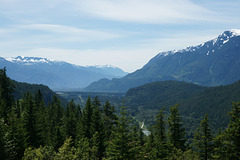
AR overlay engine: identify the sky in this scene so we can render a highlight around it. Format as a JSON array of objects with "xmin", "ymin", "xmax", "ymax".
[{"xmin": 0, "ymin": 0, "xmax": 240, "ymax": 72}]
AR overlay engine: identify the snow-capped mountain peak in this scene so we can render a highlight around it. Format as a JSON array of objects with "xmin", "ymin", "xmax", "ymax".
[
  {"xmin": 226, "ymin": 29, "xmax": 240, "ymax": 36},
  {"xmin": 213, "ymin": 29, "xmax": 240, "ymax": 45},
  {"xmin": 5, "ymin": 56, "xmax": 58, "ymax": 64},
  {"xmin": 156, "ymin": 29, "xmax": 240, "ymax": 58}
]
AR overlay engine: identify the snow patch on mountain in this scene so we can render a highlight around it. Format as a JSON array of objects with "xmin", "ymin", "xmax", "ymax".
[{"xmin": 94, "ymin": 64, "xmax": 117, "ymax": 69}]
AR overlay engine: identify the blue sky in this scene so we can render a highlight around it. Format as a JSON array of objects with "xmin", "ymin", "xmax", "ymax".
[{"xmin": 0, "ymin": 0, "xmax": 240, "ymax": 72}]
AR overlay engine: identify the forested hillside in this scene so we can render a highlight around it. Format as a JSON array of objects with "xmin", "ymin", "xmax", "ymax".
[
  {"xmin": 12, "ymin": 80, "xmax": 57, "ymax": 104},
  {"xmin": 125, "ymin": 80, "xmax": 240, "ymax": 132},
  {"xmin": 0, "ymin": 68, "xmax": 240, "ymax": 159}
]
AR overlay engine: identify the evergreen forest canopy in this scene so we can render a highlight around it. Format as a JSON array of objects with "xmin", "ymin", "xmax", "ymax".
[
  {"xmin": 125, "ymin": 80, "xmax": 240, "ymax": 132},
  {"xmin": 0, "ymin": 68, "xmax": 240, "ymax": 159}
]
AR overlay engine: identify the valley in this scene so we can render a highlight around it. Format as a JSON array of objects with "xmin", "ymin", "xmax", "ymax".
[
  {"xmin": 1, "ymin": 0, "xmax": 240, "ymax": 158},
  {"xmin": 1, "ymin": 29, "xmax": 240, "ymax": 159}
]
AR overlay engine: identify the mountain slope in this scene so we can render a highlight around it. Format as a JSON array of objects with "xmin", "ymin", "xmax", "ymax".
[
  {"xmin": 0, "ymin": 56, "xmax": 127, "ymax": 90},
  {"xmin": 12, "ymin": 80, "xmax": 61, "ymax": 105},
  {"xmin": 85, "ymin": 29, "xmax": 240, "ymax": 92},
  {"xmin": 125, "ymin": 80, "xmax": 240, "ymax": 131}
]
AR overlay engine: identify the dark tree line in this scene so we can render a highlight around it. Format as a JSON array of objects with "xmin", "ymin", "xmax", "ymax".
[{"xmin": 0, "ymin": 68, "xmax": 240, "ymax": 159}]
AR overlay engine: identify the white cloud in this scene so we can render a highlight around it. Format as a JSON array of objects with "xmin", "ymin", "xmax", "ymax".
[
  {"xmin": 17, "ymin": 24, "xmax": 121, "ymax": 41},
  {"xmin": 0, "ymin": 24, "xmax": 122, "ymax": 52},
  {"xmin": 70, "ymin": 0, "xmax": 213, "ymax": 24},
  {"xmin": 139, "ymin": 30, "xmax": 221, "ymax": 52}
]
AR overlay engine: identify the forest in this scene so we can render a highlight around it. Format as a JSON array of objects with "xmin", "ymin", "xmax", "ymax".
[{"xmin": 0, "ymin": 67, "xmax": 240, "ymax": 160}]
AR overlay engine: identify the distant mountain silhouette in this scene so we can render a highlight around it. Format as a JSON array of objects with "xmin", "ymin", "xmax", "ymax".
[{"xmin": 0, "ymin": 56, "xmax": 128, "ymax": 90}]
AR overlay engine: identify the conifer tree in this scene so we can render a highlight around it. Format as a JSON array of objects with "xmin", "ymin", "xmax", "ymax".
[
  {"xmin": 8, "ymin": 109, "xmax": 26, "ymax": 160},
  {"xmin": 193, "ymin": 114, "xmax": 213, "ymax": 160},
  {"xmin": 91, "ymin": 97, "xmax": 103, "ymax": 136},
  {"xmin": 48, "ymin": 95, "xmax": 64, "ymax": 150},
  {"xmin": 91, "ymin": 97, "xmax": 105, "ymax": 159},
  {"xmin": 76, "ymin": 137, "xmax": 91, "ymax": 159},
  {"xmin": 82, "ymin": 97, "xmax": 93, "ymax": 139},
  {"xmin": 105, "ymin": 105, "xmax": 133, "ymax": 160},
  {"xmin": 90, "ymin": 132, "xmax": 101, "ymax": 160},
  {"xmin": 65, "ymin": 99, "xmax": 78, "ymax": 141},
  {"xmin": 223, "ymin": 101, "xmax": 240, "ymax": 159},
  {"xmin": 22, "ymin": 92, "xmax": 38, "ymax": 148},
  {"xmin": 152, "ymin": 108, "xmax": 168, "ymax": 159},
  {"xmin": 168, "ymin": 104, "xmax": 186, "ymax": 151},
  {"xmin": 102, "ymin": 100, "xmax": 117, "ymax": 141},
  {"xmin": 55, "ymin": 137, "xmax": 77, "ymax": 160},
  {"xmin": 0, "ymin": 67, "xmax": 14, "ymax": 122},
  {"xmin": 129, "ymin": 125, "xmax": 145, "ymax": 160},
  {"xmin": 34, "ymin": 90, "xmax": 49, "ymax": 146}
]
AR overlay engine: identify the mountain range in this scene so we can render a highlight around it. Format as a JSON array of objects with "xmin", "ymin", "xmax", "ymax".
[
  {"xmin": 0, "ymin": 56, "xmax": 128, "ymax": 90},
  {"xmin": 85, "ymin": 29, "xmax": 240, "ymax": 92}
]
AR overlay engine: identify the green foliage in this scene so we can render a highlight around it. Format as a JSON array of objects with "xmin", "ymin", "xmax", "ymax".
[
  {"xmin": 193, "ymin": 114, "xmax": 213, "ymax": 160},
  {"xmin": 105, "ymin": 105, "xmax": 133, "ymax": 160},
  {"xmin": 167, "ymin": 148, "xmax": 200, "ymax": 160},
  {"xmin": 55, "ymin": 137, "xmax": 77, "ymax": 160},
  {"xmin": 12, "ymin": 80, "xmax": 64, "ymax": 106},
  {"xmin": 22, "ymin": 146, "xmax": 55, "ymax": 160},
  {"xmin": 125, "ymin": 80, "xmax": 240, "ymax": 132},
  {"xmin": 65, "ymin": 99, "xmax": 78, "ymax": 141},
  {"xmin": 81, "ymin": 97, "xmax": 93, "ymax": 139},
  {"xmin": 7, "ymin": 110, "xmax": 27, "ymax": 159},
  {"xmin": 35, "ymin": 90, "xmax": 49, "ymax": 146},
  {"xmin": 221, "ymin": 102, "xmax": 240, "ymax": 159},
  {"xmin": 76, "ymin": 137, "xmax": 91, "ymax": 159},
  {"xmin": 22, "ymin": 92, "xmax": 39, "ymax": 148},
  {"xmin": 150, "ymin": 108, "xmax": 168, "ymax": 159},
  {"xmin": 48, "ymin": 95, "xmax": 65, "ymax": 150},
  {"xmin": 168, "ymin": 104, "xmax": 186, "ymax": 151},
  {"xmin": 0, "ymin": 118, "xmax": 8, "ymax": 160},
  {"xmin": 103, "ymin": 100, "xmax": 118, "ymax": 141},
  {"xmin": 2, "ymin": 68, "xmax": 240, "ymax": 159},
  {"xmin": 0, "ymin": 67, "xmax": 14, "ymax": 122}
]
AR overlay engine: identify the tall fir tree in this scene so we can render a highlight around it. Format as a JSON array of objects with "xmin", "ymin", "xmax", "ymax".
[
  {"xmin": 168, "ymin": 104, "xmax": 186, "ymax": 151},
  {"xmin": 48, "ymin": 95, "xmax": 64, "ymax": 150},
  {"xmin": 222, "ymin": 101, "xmax": 240, "ymax": 159},
  {"xmin": 34, "ymin": 90, "xmax": 49, "ymax": 146},
  {"xmin": 151, "ymin": 108, "xmax": 168, "ymax": 159},
  {"xmin": 65, "ymin": 99, "xmax": 78, "ymax": 141},
  {"xmin": 102, "ymin": 100, "xmax": 118, "ymax": 142},
  {"xmin": 76, "ymin": 137, "xmax": 91, "ymax": 159},
  {"xmin": 91, "ymin": 97, "xmax": 105, "ymax": 159},
  {"xmin": 81, "ymin": 97, "xmax": 93, "ymax": 139},
  {"xmin": 105, "ymin": 105, "xmax": 133, "ymax": 160},
  {"xmin": 0, "ymin": 67, "xmax": 14, "ymax": 122},
  {"xmin": 22, "ymin": 92, "xmax": 38, "ymax": 148},
  {"xmin": 129, "ymin": 125, "xmax": 145, "ymax": 160},
  {"xmin": 193, "ymin": 114, "xmax": 213, "ymax": 160}
]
